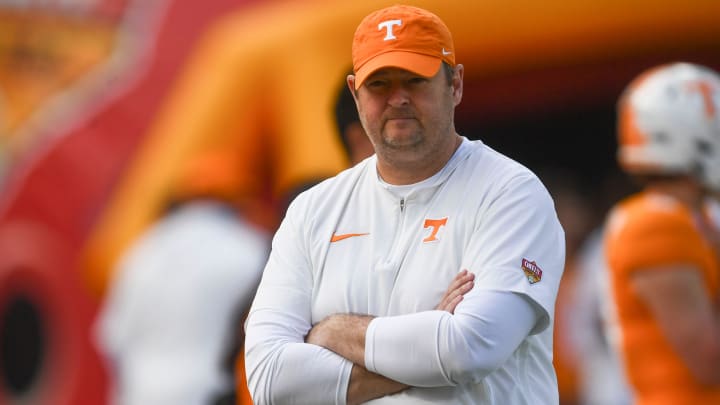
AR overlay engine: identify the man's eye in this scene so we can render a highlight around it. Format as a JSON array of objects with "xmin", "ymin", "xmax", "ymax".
[
  {"xmin": 409, "ymin": 77, "xmax": 427, "ymax": 84},
  {"xmin": 367, "ymin": 80, "xmax": 386, "ymax": 88}
]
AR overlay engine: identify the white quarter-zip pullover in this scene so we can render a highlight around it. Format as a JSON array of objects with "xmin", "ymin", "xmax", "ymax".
[{"xmin": 245, "ymin": 137, "xmax": 565, "ymax": 404}]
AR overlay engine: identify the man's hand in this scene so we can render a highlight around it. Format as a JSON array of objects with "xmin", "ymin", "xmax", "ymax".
[
  {"xmin": 346, "ymin": 365, "xmax": 408, "ymax": 405},
  {"xmin": 306, "ymin": 315, "xmax": 409, "ymax": 403},
  {"xmin": 436, "ymin": 269, "xmax": 475, "ymax": 313},
  {"xmin": 306, "ymin": 314, "xmax": 372, "ymax": 366}
]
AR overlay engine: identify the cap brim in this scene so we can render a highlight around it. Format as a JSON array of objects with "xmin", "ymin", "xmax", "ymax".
[{"xmin": 354, "ymin": 51, "xmax": 442, "ymax": 90}]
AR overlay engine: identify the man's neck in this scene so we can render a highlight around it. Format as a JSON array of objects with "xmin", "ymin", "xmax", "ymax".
[{"xmin": 646, "ymin": 178, "xmax": 705, "ymax": 211}]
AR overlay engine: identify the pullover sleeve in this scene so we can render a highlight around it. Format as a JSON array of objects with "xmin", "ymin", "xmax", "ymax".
[
  {"xmin": 367, "ymin": 173, "xmax": 564, "ymax": 387},
  {"xmin": 244, "ymin": 199, "xmax": 353, "ymax": 404},
  {"xmin": 365, "ymin": 290, "xmax": 539, "ymax": 386}
]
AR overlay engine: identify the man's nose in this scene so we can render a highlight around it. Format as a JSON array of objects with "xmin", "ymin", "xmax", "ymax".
[{"xmin": 387, "ymin": 84, "xmax": 410, "ymax": 107}]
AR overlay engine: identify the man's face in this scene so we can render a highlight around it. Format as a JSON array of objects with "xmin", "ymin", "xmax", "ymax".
[{"xmin": 349, "ymin": 65, "xmax": 462, "ymax": 165}]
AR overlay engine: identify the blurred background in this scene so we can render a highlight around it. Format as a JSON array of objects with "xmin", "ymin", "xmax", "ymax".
[{"xmin": 0, "ymin": 0, "xmax": 718, "ymax": 404}]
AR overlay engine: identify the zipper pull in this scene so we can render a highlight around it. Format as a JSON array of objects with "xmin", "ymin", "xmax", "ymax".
[{"xmin": 400, "ymin": 198, "xmax": 405, "ymax": 213}]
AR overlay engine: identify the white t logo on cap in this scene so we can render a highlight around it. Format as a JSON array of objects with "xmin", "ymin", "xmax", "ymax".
[{"xmin": 378, "ymin": 19, "xmax": 402, "ymax": 41}]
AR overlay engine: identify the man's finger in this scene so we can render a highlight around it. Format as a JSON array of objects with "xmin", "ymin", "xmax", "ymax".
[{"xmin": 436, "ymin": 271, "xmax": 475, "ymax": 312}]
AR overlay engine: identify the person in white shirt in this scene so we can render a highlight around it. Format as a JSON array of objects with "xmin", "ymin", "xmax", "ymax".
[
  {"xmin": 244, "ymin": 5, "xmax": 565, "ymax": 404},
  {"xmin": 96, "ymin": 151, "xmax": 269, "ymax": 405}
]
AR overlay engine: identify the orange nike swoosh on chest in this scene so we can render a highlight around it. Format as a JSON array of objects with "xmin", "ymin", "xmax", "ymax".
[{"xmin": 330, "ymin": 232, "xmax": 370, "ymax": 242}]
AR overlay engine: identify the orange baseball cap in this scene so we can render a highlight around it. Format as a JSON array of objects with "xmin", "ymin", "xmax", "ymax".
[{"xmin": 352, "ymin": 5, "xmax": 455, "ymax": 90}]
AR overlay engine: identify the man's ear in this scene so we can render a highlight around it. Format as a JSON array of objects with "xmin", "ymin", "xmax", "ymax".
[
  {"xmin": 347, "ymin": 75, "xmax": 358, "ymax": 99},
  {"xmin": 452, "ymin": 64, "xmax": 464, "ymax": 106}
]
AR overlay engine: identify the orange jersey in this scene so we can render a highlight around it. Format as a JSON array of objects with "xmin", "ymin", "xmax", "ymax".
[{"xmin": 604, "ymin": 191, "xmax": 720, "ymax": 405}]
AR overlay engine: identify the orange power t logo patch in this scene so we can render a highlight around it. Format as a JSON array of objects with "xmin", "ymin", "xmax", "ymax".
[
  {"xmin": 423, "ymin": 217, "xmax": 447, "ymax": 242},
  {"xmin": 521, "ymin": 258, "xmax": 543, "ymax": 284}
]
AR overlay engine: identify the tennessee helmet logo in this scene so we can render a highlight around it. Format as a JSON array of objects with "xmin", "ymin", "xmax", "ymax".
[
  {"xmin": 521, "ymin": 258, "xmax": 543, "ymax": 284},
  {"xmin": 619, "ymin": 95, "xmax": 647, "ymax": 148},
  {"xmin": 423, "ymin": 217, "xmax": 447, "ymax": 243},
  {"xmin": 686, "ymin": 80, "xmax": 717, "ymax": 118}
]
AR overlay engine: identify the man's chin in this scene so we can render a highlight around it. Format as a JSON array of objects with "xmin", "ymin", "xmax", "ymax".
[
  {"xmin": 382, "ymin": 129, "xmax": 422, "ymax": 147},
  {"xmin": 383, "ymin": 136, "xmax": 422, "ymax": 150}
]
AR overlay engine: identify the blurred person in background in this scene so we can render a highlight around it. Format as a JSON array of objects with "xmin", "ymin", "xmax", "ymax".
[
  {"xmin": 570, "ymin": 224, "xmax": 634, "ymax": 405},
  {"xmin": 603, "ymin": 62, "xmax": 720, "ymax": 404},
  {"xmin": 566, "ymin": 171, "xmax": 637, "ymax": 405},
  {"xmin": 540, "ymin": 170, "xmax": 596, "ymax": 405},
  {"xmin": 544, "ymin": 169, "xmax": 635, "ymax": 405},
  {"xmin": 95, "ymin": 149, "xmax": 269, "ymax": 405},
  {"xmin": 334, "ymin": 68, "xmax": 375, "ymax": 167}
]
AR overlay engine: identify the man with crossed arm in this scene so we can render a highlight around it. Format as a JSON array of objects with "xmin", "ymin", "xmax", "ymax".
[{"xmin": 244, "ymin": 5, "xmax": 565, "ymax": 404}]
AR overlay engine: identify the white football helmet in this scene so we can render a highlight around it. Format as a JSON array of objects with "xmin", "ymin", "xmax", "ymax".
[{"xmin": 617, "ymin": 62, "xmax": 720, "ymax": 190}]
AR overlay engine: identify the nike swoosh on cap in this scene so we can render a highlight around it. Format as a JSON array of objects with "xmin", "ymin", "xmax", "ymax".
[{"xmin": 330, "ymin": 232, "xmax": 370, "ymax": 242}]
